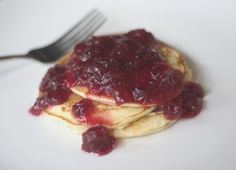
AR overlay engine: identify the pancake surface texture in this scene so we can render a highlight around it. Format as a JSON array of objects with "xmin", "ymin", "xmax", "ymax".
[{"xmin": 45, "ymin": 93, "xmax": 155, "ymax": 130}]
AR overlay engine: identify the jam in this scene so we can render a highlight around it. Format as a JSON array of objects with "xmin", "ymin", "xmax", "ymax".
[
  {"xmin": 163, "ymin": 81, "xmax": 204, "ymax": 120},
  {"xmin": 30, "ymin": 29, "xmax": 185, "ymax": 115},
  {"xmin": 181, "ymin": 81, "xmax": 204, "ymax": 118},
  {"xmin": 162, "ymin": 96, "xmax": 183, "ymax": 120},
  {"xmin": 82, "ymin": 126, "xmax": 117, "ymax": 156},
  {"xmin": 69, "ymin": 29, "xmax": 184, "ymax": 105},
  {"xmin": 30, "ymin": 65, "xmax": 74, "ymax": 115},
  {"xmin": 29, "ymin": 96, "xmax": 50, "ymax": 116},
  {"xmin": 72, "ymin": 99, "xmax": 110, "ymax": 125}
]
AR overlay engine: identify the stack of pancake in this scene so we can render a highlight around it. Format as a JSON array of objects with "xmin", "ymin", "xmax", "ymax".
[{"xmin": 42, "ymin": 41, "xmax": 192, "ymax": 138}]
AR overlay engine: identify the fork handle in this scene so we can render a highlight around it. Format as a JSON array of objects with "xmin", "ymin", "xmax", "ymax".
[{"xmin": 0, "ymin": 54, "xmax": 30, "ymax": 61}]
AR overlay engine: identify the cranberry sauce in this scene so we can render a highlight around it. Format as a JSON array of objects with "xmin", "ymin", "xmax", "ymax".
[
  {"xmin": 29, "ymin": 65, "xmax": 74, "ymax": 115},
  {"xmin": 162, "ymin": 81, "xmax": 204, "ymax": 120},
  {"xmin": 30, "ymin": 29, "xmax": 185, "ymax": 115},
  {"xmin": 72, "ymin": 99, "xmax": 110, "ymax": 125},
  {"xmin": 68, "ymin": 29, "xmax": 184, "ymax": 105},
  {"xmin": 82, "ymin": 126, "xmax": 117, "ymax": 156}
]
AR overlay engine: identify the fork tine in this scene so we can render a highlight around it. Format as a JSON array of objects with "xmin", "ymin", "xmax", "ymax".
[
  {"xmin": 52, "ymin": 9, "xmax": 99, "ymax": 46},
  {"xmin": 60, "ymin": 14, "xmax": 106, "ymax": 52},
  {"xmin": 57, "ymin": 11, "xmax": 104, "ymax": 48},
  {"xmin": 78, "ymin": 16, "xmax": 106, "ymax": 41}
]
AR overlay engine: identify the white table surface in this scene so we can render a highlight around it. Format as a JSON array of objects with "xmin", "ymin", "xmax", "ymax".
[{"xmin": 0, "ymin": 0, "xmax": 236, "ymax": 170}]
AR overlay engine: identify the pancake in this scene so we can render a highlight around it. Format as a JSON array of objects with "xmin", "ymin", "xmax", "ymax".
[
  {"xmin": 45, "ymin": 93, "xmax": 155, "ymax": 130},
  {"xmin": 112, "ymin": 113, "xmax": 176, "ymax": 138},
  {"xmin": 45, "ymin": 111, "xmax": 175, "ymax": 138},
  {"xmin": 70, "ymin": 42, "xmax": 192, "ymax": 107}
]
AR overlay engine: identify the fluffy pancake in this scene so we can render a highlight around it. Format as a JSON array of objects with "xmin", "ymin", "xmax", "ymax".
[
  {"xmin": 45, "ymin": 93, "xmax": 155, "ymax": 130},
  {"xmin": 70, "ymin": 42, "xmax": 192, "ymax": 107},
  {"xmin": 44, "ymin": 105, "xmax": 175, "ymax": 138},
  {"xmin": 112, "ymin": 113, "xmax": 176, "ymax": 138}
]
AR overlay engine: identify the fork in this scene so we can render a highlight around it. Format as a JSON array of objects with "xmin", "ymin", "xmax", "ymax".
[{"xmin": 0, "ymin": 9, "xmax": 106, "ymax": 63}]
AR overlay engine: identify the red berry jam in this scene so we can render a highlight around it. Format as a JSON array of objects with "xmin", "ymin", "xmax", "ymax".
[
  {"xmin": 29, "ymin": 65, "xmax": 74, "ymax": 115},
  {"xmin": 163, "ymin": 81, "xmax": 204, "ymax": 120},
  {"xmin": 181, "ymin": 96, "xmax": 203, "ymax": 118},
  {"xmin": 163, "ymin": 97, "xmax": 183, "ymax": 120},
  {"xmin": 82, "ymin": 126, "xmax": 117, "ymax": 156},
  {"xmin": 180, "ymin": 82, "xmax": 204, "ymax": 118},
  {"xmin": 182, "ymin": 81, "xmax": 204, "ymax": 98},
  {"xmin": 30, "ymin": 29, "xmax": 185, "ymax": 115},
  {"xmin": 68, "ymin": 29, "xmax": 184, "ymax": 105},
  {"xmin": 72, "ymin": 99, "xmax": 110, "ymax": 125},
  {"xmin": 29, "ymin": 96, "xmax": 50, "ymax": 116}
]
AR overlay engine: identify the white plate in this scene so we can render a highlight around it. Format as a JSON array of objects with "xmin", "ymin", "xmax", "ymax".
[{"xmin": 0, "ymin": 0, "xmax": 236, "ymax": 170}]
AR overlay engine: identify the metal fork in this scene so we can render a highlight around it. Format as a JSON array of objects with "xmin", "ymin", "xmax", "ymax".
[{"xmin": 0, "ymin": 9, "xmax": 106, "ymax": 63}]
